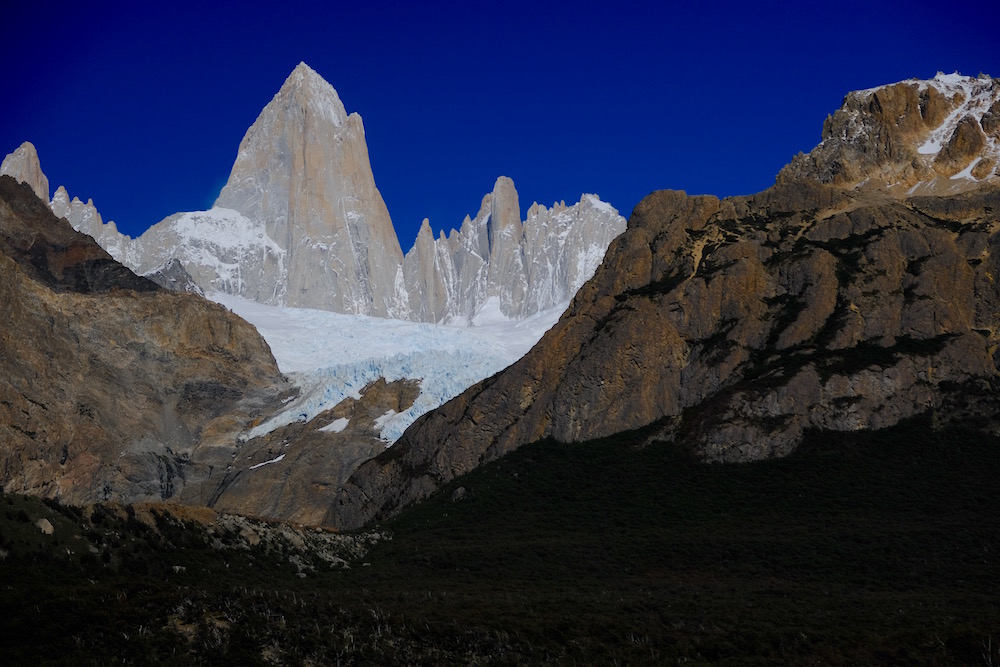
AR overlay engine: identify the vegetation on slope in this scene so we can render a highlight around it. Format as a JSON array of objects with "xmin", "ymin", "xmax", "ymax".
[{"xmin": 1, "ymin": 413, "xmax": 998, "ymax": 664}]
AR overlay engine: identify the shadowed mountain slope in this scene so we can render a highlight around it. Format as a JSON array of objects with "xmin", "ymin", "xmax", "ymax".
[
  {"xmin": 333, "ymin": 75, "xmax": 1000, "ymax": 529},
  {"xmin": 0, "ymin": 176, "xmax": 287, "ymax": 505}
]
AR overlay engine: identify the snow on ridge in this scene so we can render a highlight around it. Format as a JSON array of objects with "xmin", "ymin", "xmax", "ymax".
[
  {"xmin": 855, "ymin": 71, "xmax": 979, "ymax": 97},
  {"xmin": 842, "ymin": 71, "xmax": 998, "ymax": 172},
  {"xmin": 917, "ymin": 74, "xmax": 999, "ymax": 158},
  {"xmin": 169, "ymin": 207, "xmax": 284, "ymax": 256},
  {"xmin": 933, "ymin": 71, "xmax": 974, "ymax": 86},
  {"xmin": 581, "ymin": 193, "xmax": 616, "ymax": 216}
]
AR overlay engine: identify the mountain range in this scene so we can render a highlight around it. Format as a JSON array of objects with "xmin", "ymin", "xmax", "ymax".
[
  {"xmin": 2, "ymin": 70, "xmax": 999, "ymax": 532},
  {"xmin": 3, "ymin": 63, "xmax": 625, "ymax": 323},
  {"xmin": 0, "ymin": 62, "xmax": 624, "ymax": 523},
  {"xmin": 332, "ymin": 72, "xmax": 1000, "ymax": 527}
]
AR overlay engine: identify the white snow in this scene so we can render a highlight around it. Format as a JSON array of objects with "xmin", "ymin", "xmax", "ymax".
[
  {"xmin": 933, "ymin": 71, "xmax": 970, "ymax": 86},
  {"xmin": 373, "ymin": 410, "xmax": 397, "ymax": 439},
  {"xmin": 951, "ymin": 157, "xmax": 983, "ymax": 181},
  {"xmin": 319, "ymin": 417, "xmax": 350, "ymax": 433},
  {"xmin": 212, "ymin": 292, "xmax": 564, "ymax": 443},
  {"xmin": 249, "ymin": 453, "xmax": 285, "ymax": 470},
  {"xmin": 169, "ymin": 207, "xmax": 282, "ymax": 255},
  {"xmin": 916, "ymin": 73, "xmax": 997, "ymax": 157},
  {"xmin": 582, "ymin": 193, "xmax": 616, "ymax": 216}
]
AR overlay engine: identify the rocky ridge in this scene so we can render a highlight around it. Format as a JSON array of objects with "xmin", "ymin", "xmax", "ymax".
[
  {"xmin": 333, "ymin": 73, "xmax": 1000, "ymax": 529},
  {"xmin": 0, "ymin": 175, "xmax": 288, "ymax": 505},
  {"xmin": 0, "ymin": 142, "xmax": 48, "ymax": 202},
  {"xmin": 0, "ymin": 175, "xmax": 447, "ymax": 525},
  {"xmin": 143, "ymin": 258, "xmax": 205, "ymax": 295},
  {"xmin": 2, "ymin": 62, "xmax": 625, "ymax": 323},
  {"xmin": 200, "ymin": 378, "xmax": 421, "ymax": 526},
  {"xmin": 780, "ymin": 72, "xmax": 1000, "ymax": 194},
  {"xmin": 403, "ymin": 176, "xmax": 625, "ymax": 321}
]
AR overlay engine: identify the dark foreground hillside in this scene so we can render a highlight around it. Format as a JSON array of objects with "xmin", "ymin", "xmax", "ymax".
[{"xmin": 2, "ymin": 413, "xmax": 998, "ymax": 665}]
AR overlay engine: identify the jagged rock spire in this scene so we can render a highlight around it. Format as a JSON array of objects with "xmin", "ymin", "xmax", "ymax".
[
  {"xmin": 212, "ymin": 62, "xmax": 404, "ymax": 316},
  {"xmin": 0, "ymin": 141, "xmax": 48, "ymax": 202},
  {"xmin": 2, "ymin": 64, "xmax": 626, "ymax": 323}
]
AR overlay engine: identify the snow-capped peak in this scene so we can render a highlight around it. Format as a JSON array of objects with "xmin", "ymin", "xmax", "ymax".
[
  {"xmin": 781, "ymin": 71, "xmax": 1000, "ymax": 193},
  {"xmin": 932, "ymin": 71, "xmax": 974, "ymax": 86}
]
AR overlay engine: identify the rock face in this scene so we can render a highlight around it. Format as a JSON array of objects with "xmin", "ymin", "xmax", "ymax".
[
  {"xmin": 0, "ymin": 142, "xmax": 48, "ymax": 202},
  {"xmin": 201, "ymin": 378, "xmax": 421, "ymax": 526},
  {"xmin": 48, "ymin": 185, "xmax": 131, "ymax": 259},
  {"xmin": 1, "ymin": 175, "xmax": 430, "ymax": 525},
  {"xmin": 333, "ymin": 76, "xmax": 1000, "ymax": 529},
  {"xmin": 100, "ymin": 63, "xmax": 403, "ymax": 316},
  {"xmin": 6, "ymin": 63, "xmax": 625, "ymax": 323},
  {"xmin": 402, "ymin": 177, "xmax": 625, "ymax": 321},
  {"xmin": 0, "ymin": 175, "xmax": 287, "ymax": 505},
  {"xmin": 142, "ymin": 258, "xmax": 205, "ymax": 295},
  {"xmin": 780, "ymin": 72, "xmax": 1000, "ymax": 194},
  {"xmin": 211, "ymin": 63, "xmax": 405, "ymax": 315}
]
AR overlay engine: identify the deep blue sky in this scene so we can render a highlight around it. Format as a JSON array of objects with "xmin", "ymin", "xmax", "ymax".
[{"xmin": 4, "ymin": 1, "xmax": 998, "ymax": 251}]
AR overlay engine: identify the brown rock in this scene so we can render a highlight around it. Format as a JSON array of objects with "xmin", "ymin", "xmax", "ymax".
[
  {"xmin": 206, "ymin": 378, "xmax": 420, "ymax": 526},
  {"xmin": 332, "ymin": 180, "xmax": 1000, "ymax": 529},
  {"xmin": 919, "ymin": 85, "xmax": 952, "ymax": 128},
  {"xmin": 0, "ymin": 176, "xmax": 288, "ymax": 506},
  {"xmin": 982, "ymin": 99, "xmax": 1000, "ymax": 138},
  {"xmin": 0, "ymin": 142, "xmax": 48, "ymax": 202},
  {"xmin": 972, "ymin": 158, "xmax": 996, "ymax": 180},
  {"xmin": 778, "ymin": 74, "xmax": 999, "ymax": 194},
  {"xmin": 934, "ymin": 116, "xmax": 987, "ymax": 177}
]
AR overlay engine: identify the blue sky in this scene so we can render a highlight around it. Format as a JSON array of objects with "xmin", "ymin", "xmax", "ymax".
[{"xmin": 4, "ymin": 1, "xmax": 998, "ymax": 251}]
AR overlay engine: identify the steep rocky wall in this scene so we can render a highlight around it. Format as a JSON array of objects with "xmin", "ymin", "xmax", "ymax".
[
  {"xmin": 6, "ymin": 63, "xmax": 626, "ymax": 325},
  {"xmin": 402, "ymin": 177, "xmax": 625, "ymax": 322},
  {"xmin": 333, "ymin": 180, "xmax": 1000, "ymax": 528},
  {"xmin": 0, "ymin": 142, "xmax": 48, "ymax": 202},
  {"xmin": 779, "ymin": 73, "xmax": 1000, "ymax": 194},
  {"xmin": 0, "ymin": 176, "xmax": 288, "ymax": 505}
]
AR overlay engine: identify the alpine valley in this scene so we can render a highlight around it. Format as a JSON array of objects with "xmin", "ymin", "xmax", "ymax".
[
  {"xmin": 2, "ymin": 67, "xmax": 1000, "ymax": 664},
  {"xmin": 1, "ymin": 63, "xmax": 626, "ymax": 524}
]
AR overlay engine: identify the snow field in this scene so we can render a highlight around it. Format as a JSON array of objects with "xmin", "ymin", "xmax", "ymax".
[{"xmin": 211, "ymin": 293, "xmax": 564, "ymax": 443}]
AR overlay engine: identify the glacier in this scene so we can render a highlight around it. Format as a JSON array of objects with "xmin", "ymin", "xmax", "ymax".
[{"xmin": 212, "ymin": 292, "xmax": 565, "ymax": 443}]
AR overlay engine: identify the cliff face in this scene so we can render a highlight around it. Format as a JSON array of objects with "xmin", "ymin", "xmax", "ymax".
[
  {"xmin": 0, "ymin": 175, "xmax": 455, "ymax": 525},
  {"xmin": 7, "ymin": 64, "xmax": 625, "ymax": 324},
  {"xmin": 0, "ymin": 175, "xmax": 288, "ymax": 505},
  {"xmin": 333, "ymin": 75, "xmax": 1000, "ymax": 530},
  {"xmin": 211, "ymin": 62, "xmax": 405, "ymax": 316},
  {"xmin": 780, "ymin": 73, "xmax": 1000, "ymax": 194},
  {"xmin": 105, "ymin": 63, "xmax": 403, "ymax": 316},
  {"xmin": 335, "ymin": 180, "xmax": 1000, "ymax": 528},
  {"xmin": 402, "ymin": 177, "xmax": 625, "ymax": 322},
  {"xmin": 0, "ymin": 142, "xmax": 48, "ymax": 202}
]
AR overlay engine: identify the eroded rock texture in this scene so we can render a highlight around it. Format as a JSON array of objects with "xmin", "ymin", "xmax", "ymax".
[
  {"xmin": 780, "ymin": 73, "xmax": 1000, "ymax": 194},
  {"xmin": 0, "ymin": 176, "xmax": 287, "ymax": 504},
  {"xmin": 334, "ymin": 179, "xmax": 1000, "ymax": 528}
]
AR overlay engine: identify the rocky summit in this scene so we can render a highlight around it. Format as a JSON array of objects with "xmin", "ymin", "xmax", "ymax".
[
  {"xmin": 11, "ymin": 63, "xmax": 626, "ymax": 323},
  {"xmin": 0, "ymin": 142, "xmax": 48, "ymax": 202},
  {"xmin": 402, "ymin": 176, "xmax": 625, "ymax": 321},
  {"xmin": 333, "ymin": 74, "xmax": 1000, "ymax": 529},
  {"xmin": 780, "ymin": 72, "xmax": 1000, "ymax": 194}
]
